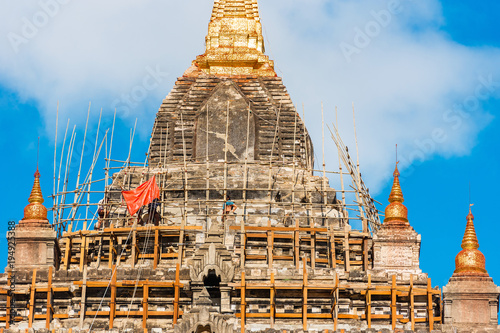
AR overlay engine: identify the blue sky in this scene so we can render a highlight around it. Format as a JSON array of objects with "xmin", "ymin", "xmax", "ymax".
[{"xmin": 0, "ymin": 0, "xmax": 499, "ymax": 291}]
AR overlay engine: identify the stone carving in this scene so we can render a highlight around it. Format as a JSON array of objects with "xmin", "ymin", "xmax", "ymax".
[
  {"xmin": 189, "ymin": 230, "xmax": 235, "ymax": 284},
  {"xmin": 175, "ymin": 288, "xmax": 237, "ymax": 333},
  {"xmin": 174, "ymin": 307, "xmax": 237, "ymax": 333}
]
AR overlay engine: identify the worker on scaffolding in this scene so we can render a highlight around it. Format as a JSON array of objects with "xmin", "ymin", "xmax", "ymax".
[
  {"xmin": 138, "ymin": 198, "xmax": 161, "ymax": 226},
  {"xmin": 95, "ymin": 198, "xmax": 108, "ymax": 230},
  {"xmin": 222, "ymin": 195, "xmax": 237, "ymax": 222}
]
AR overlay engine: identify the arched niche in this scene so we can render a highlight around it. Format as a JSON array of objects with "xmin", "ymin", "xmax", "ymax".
[
  {"xmin": 195, "ymin": 81, "xmax": 256, "ymax": 162},
  {"xmin": 195, "ymin": 324, "xmax": 212, "ymax": 333},
  {"xmin": 204, "ymin": 269, "xmax": 221, "ymax": 308}
]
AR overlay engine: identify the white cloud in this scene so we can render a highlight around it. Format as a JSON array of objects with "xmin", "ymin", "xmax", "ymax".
[{"xmin": 1, "ymin": 0, "xmax": 499, "ymax": 192}]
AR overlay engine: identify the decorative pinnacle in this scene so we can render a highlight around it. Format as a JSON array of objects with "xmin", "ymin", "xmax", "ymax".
[
  {"xmin": 28, "ymin": 168, "xmax": 44, "ymax": 205},
  {"xmin": 191, "ymin": 0, "xmax": 276, "ymax": 77},
  {"xmin": 461, "ymin": 206, "xmax": 479, "ymax": 250},
  {"xmin": 23, "ymin": 168, "xmax": 48, "ymax": 221},
  {"xmin": 453, "ymin": 206, "xmax": 488, "ymax": 276},
  {"xmin": 383, "ymin": 162, "xmax": 409, "ymax": 225},
  {"xmin": 388, "ymin": 163, "xmax": 404, "ymax": 204}
]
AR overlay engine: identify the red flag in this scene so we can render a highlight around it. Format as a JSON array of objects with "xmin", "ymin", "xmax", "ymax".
[{"xmin": 122, "ymin": 176, "xmax": 160, "ymax": 216}]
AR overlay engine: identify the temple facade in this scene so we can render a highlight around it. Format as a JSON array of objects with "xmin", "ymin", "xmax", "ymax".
[{"xmin": 2, "ymin": 1, "xmax": 498, "ymax": 332}]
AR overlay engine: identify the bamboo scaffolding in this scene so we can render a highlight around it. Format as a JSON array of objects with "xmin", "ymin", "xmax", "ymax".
[
  {"xmin": 71, "ymin": 104, "xmax": 90, "ymax": 228},
  {"xmin": 232, "ymin": 273, "xmax": 441, "ymax": 329},
  {"xmin": 52, "ymin": 102, "xmax": 59, "ymax": 225},
  {"xmin": 179, "ymin": 113, "xmax": 188, "ymax": 266},
  {"xmin": 206, "ymin": 105, "xmax": 210, "ymax": 233},
  {"xmin": 86, "ymin": 110, "xmax": 103, "ymax": 228},
  {"xmin": 241, "ymin": 104, "xmax": 251, "ymax": 267},
  {"xmin": 55, "ymin": 119, "xmax": 70, "ymax": 233}
]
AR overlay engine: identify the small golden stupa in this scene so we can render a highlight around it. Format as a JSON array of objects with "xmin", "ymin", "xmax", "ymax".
[
  {"xmin": 20, "ymin": 168, "xmax": 50, "ymax": 227},
  {"xmin": 383, "ymin": 163, "xmax": 410, "ymax": 228},
  {"xmin": 453, "ymin": 207, "xmax": 488, "ymax": 277}
]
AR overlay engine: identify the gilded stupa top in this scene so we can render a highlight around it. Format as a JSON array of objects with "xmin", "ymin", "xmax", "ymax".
[
  {"xmin": 383, "ymin": 163, "xmax": 410, "ymax": 227},
  {"xmin": 189, "ymin": 0, "xmax": 276, "ymax": 77},
  {"xmin": 22, "ymin": 168, "xmax": 49, "ymax": 222},
  {"xmin": 453, "ymin": 207, "xmax": 488, "ymax": 277}
]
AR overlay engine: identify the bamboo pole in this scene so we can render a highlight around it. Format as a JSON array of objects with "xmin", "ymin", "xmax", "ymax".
[
  {"xmin": 344, "ymin": 225, "xmax": 350, "ymax": 272},
  {"xmin": 132, "ymin": 228, "xmax": 137, "ymax": 269},
  {"xmin": 311, "ymin": 231, "xmax": 316, "ymax": 269},
  {"xmin": 270, "ymin": 272, "xmax": 275, "ymax": 328},
  {"xmin": 179, "ymin": 113, "xmax": 188, "ymax": 265},
  {"xmin": 79, "ymin": 235, "xmax": 86, "ymax": 271},
  {"xmin": 53, "ymin": 102, "xmax": 59, "ymax": 226},
  {"xmin": 223, "ymin": 101, "xmax": 230, "ymax": 240},
  {"xmin": 109, "ymin": 230, "xmax": 114, "ymax": 269},
  {"xmin": 142, "ymin": 281, "xmax": 149, "ymax": 330},
  {"xmin": 206, "ymin": 105, "xmax": 210, "ymax": 233},
  {"xmin": 79, "ymin": 266, "xmax": 87, "ymax": 329},
  {"xmin": 334, "ymin": 273, "xmax": 339, "ymax": 331},
  {"xmin": 163, "ymin": 123, "xmax": 169, "ymax": 167},
  {"xmin": 64, "ymin": 238, "xmax": 72, "ymax": 270},
  {"xmin": 302, "ymin": 257, "xmax": 308, "ymax": 331},
  {"xmin": 105, "ymin": 110, "xmax": 117, "ymax": 191},
  {"xmin": 55, "ymin": 118, "xmax": 70, "ymax": 233},
  {"xmin": 241, "ymin": 104, "xmax": 251, "ymax": 267},
  {"xmin": 321, "ymin": 102, "xmax": 327, "ymax": 206},
  {"xmin": 154, "ymin": 229, "xmax": 160, "ymax": 269},
  {"xmin": 6, "ymin": 271, "xmax": 11, "ymax": 328},
  {"xmin": 45, "ymin": 267, "xmax": 53, "ymax": 329},
  {"xmin": 60, "ymin": 125, "xmax": 76, "ymax": 231},
  {"xmin": 86, "ymin": 109, "xmax": 103, "ymax": 226},
  {"xmin": 241, "ymin": 271, "xmax": 246, "ymax": 333},
  {"xmin": 173, "ymin": 263, "xmax": 180, "ymax": 325},
  {"xmin": 28, "ymin": 269, "xmax": 37, "ymax": 328},
  {"xmin": 109, "ymin": 265, "xmax": 117, "ymax": 329},
  {"xmin": 126, "ymin": 118, "xmax": 138, "ymax": 168},
  {"xmin": 352, "ymin": 103, "xmax": 368, "ymax": 233},
  {"xmin": 330, "ymin": 229, "xmax": 336, "ymax": 268},
  {"xmin": 410, "ymin": 274, "xmax": 415, "ymax": 330},
  {"xmin": 267, "ymin": 221, "xmax": 273, "ymax": 269},
  {"xmin": 268, "ymin": 102, "xmax": 282, "ymax": 220},
  {"xmin": 391, "ymin": 275, "xmax": 396, "ymax": 330},
  {"xmin": 427, "ymin": 277, "xmax": 434, "ymax": 330},
  {"xmin": 335, "ymin": 107, "xmax": 347, "ymax": 219},
  {"xmin": 71, "ymin": 104, "xmax": 90, "ymax": 229},
  {"xmin": 366, "ymin": 274, "xmax": 371, "ymax": 328},
  {"xmin": 294, "ymin": 219, "xmax": 300, "ymax": 269},
  {"xmin": 363, "ymin": 237, "xmax": 369, "ymax": 271},
  {"xmin": 291, "ymin": 108, "xmax": 298, "ymax": 235},
  {"xmin": 302, "ymin": 104, "xmax": 310, "ymax": 171}
]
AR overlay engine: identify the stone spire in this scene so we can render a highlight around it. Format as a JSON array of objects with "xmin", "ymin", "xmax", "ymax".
[
  {"xmin": 443, "ymin": 206, "xmax": 499, "ymax": 327},
  {"xmin": 190, "ymin": 0, "xmax": 276, "ymax": 77},
  {"xmin": 22, "ymin": 168, "xmax": 49, "ymax": 223},
  {"xmin": 372, "ymin": 162, "xmax": 421, "ymax": 275},
  {"xmin": 383, "ymin": 163, "xmax": 409, "ymax": 227},
  {"xmin": 453, "ymin": 207, "xmax": 488, "ymax": 277},
  {"xmin": 13, "ymin": 168, "xmax": 56, "ymax": 269}
]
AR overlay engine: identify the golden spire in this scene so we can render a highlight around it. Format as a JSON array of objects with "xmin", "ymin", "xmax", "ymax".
[
  {"xmin": 453, "ymin": 207, "xmax": 488, "ymax": 276},
  {"xmin": 383, "ymin": 163, "xmax": 409, "ymax": 226},
  {"xmin": 22, "ymin": 168, "xmax": 49, "ymax": 221},
  {"xmin": 191, "ymin": 0, "xmax": 276, "ymax": 77}
]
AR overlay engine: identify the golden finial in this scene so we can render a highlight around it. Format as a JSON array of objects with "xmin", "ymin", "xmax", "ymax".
[
  {"xmin": 454, "ymin": 206, "xmax": 488, "ymax": 276},
  {"xmin": 191, "ymin": 0, "xmax": 276, "ymax": 77},
  {"xmin": 23, "ymin": 168, "xmax": 49, "ymax": 221},
  {"xmin": 388, "ymin": 162, "xmax": 404, "ymax": 203},
  {"xmin": 384, "ymin": 162, "xmax": 409, "ymax": 226}
]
